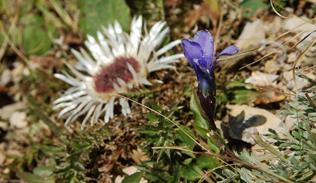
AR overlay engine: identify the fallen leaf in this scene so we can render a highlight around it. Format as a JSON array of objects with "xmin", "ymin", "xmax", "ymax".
[
  {"xmin": 30, "ymin": 55, "xmax": 62, "ymax": 70},
  {"xmin": 254, "ymin": 86, "xmax": 286, "ymax": 105},
  {"xmin": 98, "ymin": 160, "xmax": 114, "ymax": 173},
  {"xmin": 245, "ymin": 72, "xmax": 286, "ymax": 104},
  {"xmin": 131, "ymin": 148, "xmax": 150, "ymax": 164},
  {"xmin": 185, "ymin": 0, "xmax": 220, "ymax": 30},
  {"xmin": 0, "ymin": 86, "xmax": 8, "ymax": 93},
  {"xmin": 166, "ymin": 0, "xmax": 181, "ymax": 8},
  {"xmin": 62, "ymin": 31, "xmax": 82, "ymax": 46}
]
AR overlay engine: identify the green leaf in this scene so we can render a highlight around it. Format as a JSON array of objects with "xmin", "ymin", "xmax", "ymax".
[
  {"xmin": 146, "ymin": 112, "xmax": 160, "ymax": 123},
  {"xmin": 33, "ymin": 166, "xmax": 53, "ymax": 177},
  {"xmin": 19, "ymin": 13, "xmax": 53, "ymax": 56},
  {"xmin": 19, "ymin": 13, "xmax": 55, "ymax": 55},
  {"xmin": 171, "ymin": 164, "xmax": 181, "ymax": 183},
  {"xmin": 232, "ymin": 89, "xmax": 257, "ymax": 104},
  {"xmin": 196, "ymin": 155, "xmax": 219, "ymax": 170},
  {"xmin": 241, "ymin": 0, "xmax": 269, "ymax": 17},
  {"xmin": 122, "ymin": 172, "xmax": 142, "ymax": 183},
  {"xmin": 41, "ymin": 145, "xmax": 65, "ymax": 156},
  {"xmin": 183, "ymin": 158, "xmax": 193, "ymax": 165},
  {"xmin": 17, "ymin": 171, "xmax": 55, "ymax": 183},
  {"xmin": 190, "ymin": 93, "xmax": 209, "ymax": 138},
  {"xmin": 176, "ymin": 125, "xmax": 196, "ymax": 149},
  {"xmin": 139, "ymin": 129, "xmax": 159, "ymax": 136},
  {"xmin": 78, "ymin": 0, "xmax": 131, "ymax": 35},
  {"xmin": 127, "ymin": 0, "xmax": 164, "ymax": 21},
  {"xmin": 180, "ymin": 165, "xmax": 201, "ymax": 181},
  {"xmin": 207, "ymin": 138, "xmax": 220, "ymax": 153}
]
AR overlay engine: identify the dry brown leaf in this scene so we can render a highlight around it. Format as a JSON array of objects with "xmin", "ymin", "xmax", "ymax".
[
  {"xmin": 166, "ymin": 0, "xmax": 181, "ymax": 8},
  {"xmin": 245, "ymin": 72, "xmax": 285, "ymax": 105},
  {"xmin": 30, "ymin": 55, "xmax": 62, "ymax": 70},
  {"xmin": 131, "ymin": 148, "xmax": 150, "ymax": 164},
  {"xmin": 254, "ymin": 86, "xmax": 286, "ymax": 105},
  {"xmin": 185, "ymin": 0, "xmax": 220, "ymax": 29},
  {"xmin": 0, "ymin": 86, "xmax": 8, "ymax": 93},
  {"xmin": 63, "ymin": 32, "xmax": 82, "ymax": 45}
]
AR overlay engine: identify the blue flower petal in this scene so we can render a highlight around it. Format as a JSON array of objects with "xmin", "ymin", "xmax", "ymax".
[
  {"xmin": 181, "ymin": 39, "xmax": 202, "ymax": 64},
  {"xmin": 218, "ymin": 45, "xmax": 239, "ymax": 57},
  {"xmin": 192, "ymin": 30, "xmax": 214, "ymax": 59}
]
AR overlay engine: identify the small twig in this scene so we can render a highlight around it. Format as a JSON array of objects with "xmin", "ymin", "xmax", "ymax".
[
  {"xmin": 49, "ymin": 0, "xmax": 78, "ymax": 32},
  {"xmin": 2, "ymin": 32, "xmax": 29, "ymax": 68},
  {"xmin": 305, "ymin": 93, "xmax": 316, "ymax": 109},
  {"xmin": 292, "ymin": 37, "xmax": 316, "ymax": 84},
  {"xmin": 270, "ymin": 0, "xmax": 288, "ymax": 19},
  {"xmin": 253, "ymin": 134, "xmax": 287, "ymax": 162},
  {"xmin": 0, "ymin": 39, "xmax": 8, "ymax": 62},
  {"xmin": 290, "ymin": 29, "xmax": 316, "ymax": 49},
  {"xmin": 214, "ymin": 5, "xmax": 223, "ymax": 51},
  {"xmin": 239, "ymin": 52, "xmax": 276, "ymax": 70},
  {"xmin": 198, "ymin": 163, "xmax": 241, "ymax": 183}
]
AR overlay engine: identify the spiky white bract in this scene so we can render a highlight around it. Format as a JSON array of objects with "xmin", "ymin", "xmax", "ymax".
[{"xmin": 54, "ymin": 16, "xmax": 183, "ymax": 129}]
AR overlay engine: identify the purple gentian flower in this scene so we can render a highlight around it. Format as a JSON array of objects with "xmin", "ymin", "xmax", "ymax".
[{"xmin": 182, "ymin": 30, "xmax": 239, "ymax": 129}]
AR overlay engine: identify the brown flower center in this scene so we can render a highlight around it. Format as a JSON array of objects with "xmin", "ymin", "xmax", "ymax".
[{"xmin": 94, "ymin": 57, "xmax": 140, "ymax": 93}]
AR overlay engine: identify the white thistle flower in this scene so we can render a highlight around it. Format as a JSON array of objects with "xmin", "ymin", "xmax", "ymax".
[{"xmin": 53, "ymin": 16, "xmax": 183, "ymax": 129}]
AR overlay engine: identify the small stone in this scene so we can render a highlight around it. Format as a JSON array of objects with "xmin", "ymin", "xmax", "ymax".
[
  {"xmin": 0, "ymin": 121, "xmax": 8, "ymax": 129},
  {"xmin": 122, "ymin": 166, "xmax": 138, "ymax": 175},
  {"xmin": 11, "ymin": 62, "xmax": 25, "ymax": 83},
  {"xmin": 0, "ymin": 102, "xmax": 25, "ymax": 120},
  {"xmin": 245, "ymin": 71, "xmax": 278, "ymax": 86},
  {"xmin": 287, "ymin": 53, "xmax": 297, "ymax": 63},
  {"xmin": 0, "ymin": 69, "xmax": 11, "ymax": 86},
  {"xmin": 264, "ymin": 60, "xmax": 280, "ymax": 74},
  {"xmin": 9, "ymin": 111, "xmax": 27, "ymax": 128},
  {"xmin": 285, "ymin": 116, "xmax": 297, "ymax": 130},
  {"xmin": 0, "ymin": 151, "xmax": 5, "ymax": 165},
  {"xmin": 236, "ymin": 20, "xmax": 266, "ymax": 50},
  {"xmin": 283, "ymin": 71, "xmax": 310, "ymax": 90},
  {"xmin": 114, "ymin": 176, "xmax": 124, "ymax": 183}
]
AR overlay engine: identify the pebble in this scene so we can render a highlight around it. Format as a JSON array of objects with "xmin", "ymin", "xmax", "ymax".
[{"xmin": 9, "ymin": 112, "xmax": 27, "ymax": 129}]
